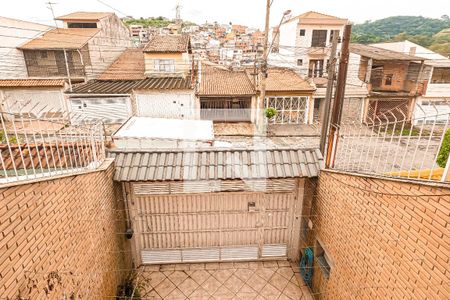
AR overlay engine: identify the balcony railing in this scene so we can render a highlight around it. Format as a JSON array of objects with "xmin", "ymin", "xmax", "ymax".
[
  {"xmin": 330, "ymin": 105, "xmax": 450, "ymax": 183},
  {"xmin": 0, "ymin": 112, "xmax": 105, "ymax": 184}
]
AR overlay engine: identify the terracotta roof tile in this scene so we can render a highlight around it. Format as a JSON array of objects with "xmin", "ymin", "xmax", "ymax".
[
  {"xmin": 143, "ymin": 35, "xmax": 190, "ymax": 53},
  {"xmin": 19, "ymin": 28, "xmax": 100, "ymax": 50},
  {"xmin": 56, "ymin": 12, "xmax": 113, "ymax": 21},
  {"xmin": 284, "ymin": 11, "xmax": 348, "ymax": 25},
  {"xmin": 0, "ymin": 79, "xmax": 65, "ymax": 87},
  {"xmin": 199, "ymin": 64, "xmax": 255, "ymax": 96},
  {"xmin": 98, "ymin": 48, "xmax": 145, "ymax": 80},
  {"xmin": 265, "ymin": 68, "xmax": 315, "ymax": 92}
]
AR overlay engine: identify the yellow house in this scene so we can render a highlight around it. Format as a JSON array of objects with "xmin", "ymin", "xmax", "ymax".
[{"xmin": 143, "ymin": 35, "xmax": 192, "ymax": 77}]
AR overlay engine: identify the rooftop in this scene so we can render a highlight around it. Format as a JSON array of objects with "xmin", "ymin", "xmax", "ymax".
[
  {"xmin": 143, "ymin": 35, "xmax": 191, "ymax": 53},
  {"xmin": 111, "ymin": 147, "xmax": 323, "ymax": 181},
  {"xmin": 18, "ymin": 28, "xmax": 100, "ymax": 50},
  {"xmin": 98, "ymin": 48, "xmax": 145, "ymax": 81},
  {"xmin": 55, "ymin": 12, "xmax": 113, "ymax": 21},
  {"xmin": 284, "ymin": 11, "xmax": 348, "ymax": 25},
  {"xmin": 350, "ymin": 44, "xmax": 425, "ymax": 61},
  {"xmin": 265, "ymin": 68, "xmax": 315, "ymax": 92},
  {"xmin": 199, "ymin": 63, "xmax": 255, "ymax": 96},
  {"xmin": 0, "ymin": 79, "xmax": 65, "ymax": 88},
  {"xmin": 112, "ymin": 117, "xmax": 214, "ymax": 141}
]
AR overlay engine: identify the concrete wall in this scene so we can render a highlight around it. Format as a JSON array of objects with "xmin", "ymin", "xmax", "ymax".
[
  {"xmin": 0, "ymin": 159, "xmax": 130, "ymax": 299},
  {"xmin": 305, "ymin": 170, "xmax": 449, "ymax": 299},
  {"xmin": 0, "ymin": 17, "xmax": 51, "ymax": 79}
]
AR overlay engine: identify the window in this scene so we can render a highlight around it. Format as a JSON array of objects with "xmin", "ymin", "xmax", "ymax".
[
  {"xmin": 329, "ymin": 30, "xmax": 340, "ymax": 42},
  {"xmin": 297, "ymin": 59, "xmax": 303, "ymax": 66},
  {"xmin": 39, "ymin": 51, "xmax": 48, "ymax": 59},
  {"xmin": 311, "ymin": 30, "xmax": 327, "ymax": 47},
  {"xmin": 431, "ymin": 67, "xmax": 450, "ymax": 84},
  {"xmin": 309, "ymin": 59, "xmax": 324, "ymax": 77},
  {"xmin": 385, "ymin": 74, "xmax": 393, "ymax": 86},
  {"xmin": 299, "ymin": 29, "xmax": 306, "ymax": 36},
  {"xmin": 316, "ymin": 239, "xmax": 332, "ymax": 279},
  {"xmin": 67, "ymin": 22, "xmax": 97, "ymax": 28},
  {"xmin": 154, "ymin": 59, "xmax": 176, "ymax": 72}
]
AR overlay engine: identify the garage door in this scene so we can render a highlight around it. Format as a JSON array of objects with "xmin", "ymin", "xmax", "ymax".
[
  {"xmin": 130, "ymin": 183, "xmax": 297, "ymax": 264},
  {"xmin": 70, "ymin": 97, "xmax": 131, "ymax": 124},
  {"xmin": 135, "ymin": 93, "xmax": 194, "ymax": 119}
]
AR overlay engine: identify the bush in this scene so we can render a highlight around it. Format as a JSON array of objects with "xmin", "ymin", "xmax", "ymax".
[
  {"xmin": 265, "ymin": 107, "xmax": 278, "ymax": 119},
  {"xmin": 437, "ymin": 128, "xmax": 450, "ymax": 168}
]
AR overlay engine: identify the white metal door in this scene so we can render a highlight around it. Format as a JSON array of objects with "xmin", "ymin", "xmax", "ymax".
[
  {"xmin": 132, "ymin": 189, "xmax": 295, "ymax": 264},
  {"xmin": 135, "ymin": 93, "xmax": 194, "ymax": 119},
  {"xmin": 70, "ymin": 97, "xmax": 131, "ymax": 124}
]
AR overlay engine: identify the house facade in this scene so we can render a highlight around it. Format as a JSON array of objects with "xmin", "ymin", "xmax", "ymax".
[
  {"xmin": 18, "ymin": 12, "xmax": 132, "ymax": 83},
  {"xmin": 198, "ymin": 63, "xmax": 256, "ymax": 122},
  {"xmin": 269, "ymin": 11, "xmax": 348, "ymax": 78},
  {"xmin": 349, "ymin": 44, "xmax": 426, "ymax": 121},
  {"xmin": 371, "ymin": 41, "xmax": 450, "ymax": 124}
]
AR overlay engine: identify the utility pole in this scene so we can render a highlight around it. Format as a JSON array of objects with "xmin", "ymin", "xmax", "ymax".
[
  {"xmin": 325, "ymin": 24, "xmax": 352, "ymax": 168},
  {"xmin": 257, "ymin": 0, "xmax": 271, "ymax": 131},
  {"xmin": 319, "ymin": 31, "xmax": 339, "ymax": 154},
  {"xmin": 46, "ymin": 2, "xmax": 59, "ymax": 29}
]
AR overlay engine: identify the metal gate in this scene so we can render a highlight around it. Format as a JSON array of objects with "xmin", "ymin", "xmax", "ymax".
[
  {"xmin": 131, "ymin": 188, "xmax": 296, "ymax": 264},
  {"xmin": 70, "ymin": 97, "xmax": 131, "ymax": 124},
  {"xmin": 135, "ymin": 93, "xmax": 194, "ymax": 119},
  {"xmin": 264, "ymin": 96, "xmax": 309, "ymax": 124}
]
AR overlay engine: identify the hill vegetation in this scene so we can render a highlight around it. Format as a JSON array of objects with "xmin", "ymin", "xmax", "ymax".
[
  {"xmin": 351, "ymin": 15, "xmax": 450, "ymax": 57},
  {"xmin": 124, "ymin": 17, "xmax": 197, "ymax": 28}
]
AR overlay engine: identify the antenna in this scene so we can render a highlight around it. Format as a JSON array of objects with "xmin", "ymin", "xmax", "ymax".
[
  {"xmin": 46, "ymin": 2, "xmax": 59, "ymax": 28},
  {"xmin": 175, "ymin": 0, "xmax": 182, "ymax": 24}
]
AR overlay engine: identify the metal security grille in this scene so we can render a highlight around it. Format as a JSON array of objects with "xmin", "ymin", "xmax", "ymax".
[
  {"xmin": 265, "ymin": 96, "xmax": 308, "ymax": 124},
  {"xmin": 367, "ymin": 99, "xmax": 410, "ymax": 122},
  {"xmin": 131, "ymin": 190, "xmax": 296, "ymax": 264}
]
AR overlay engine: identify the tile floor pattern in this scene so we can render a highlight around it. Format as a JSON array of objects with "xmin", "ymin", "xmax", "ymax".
[{"xmin": 137, "ymin": 260, "xmax": 312, "ymax": 300}]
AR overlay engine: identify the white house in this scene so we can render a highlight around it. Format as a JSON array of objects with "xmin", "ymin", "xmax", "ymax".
[{"xmin": 269, "ymin": 11, "xmax": 348, "ymax": 78}]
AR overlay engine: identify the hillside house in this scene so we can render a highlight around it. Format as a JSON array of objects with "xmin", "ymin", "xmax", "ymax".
[
  {"xmin": 143, "ymin": 35, "xmax": 192, "ymax": 77},
  {"xmin": 17, "ymin": 12, "xmax": 132, "ymax": 82},
  {"xmin": 269, "ymin": 11, "xmax": 348, "ymax": 78},
  {"xmin": 371, "ymin": 41, "xmax": 450, "ymax": 123},
  {"xmin": 67, "ymin": 45, "xmax": 197, "ymax": 123},
  {"xmin": 263, "ymin": 68, "xmax": 316, "ymax": 124},
  {"xmin": 349, "ymin": 44, "xmax": 426, "ymax": 121},
  {"xmin": 198, "ymin": 63, "xmax": 256, "ymax": 122}
]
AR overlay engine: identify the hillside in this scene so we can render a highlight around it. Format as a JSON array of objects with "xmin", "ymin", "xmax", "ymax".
[{"xmin": 351, "ymin": 15, "xmax": 450, "ymax": 57}]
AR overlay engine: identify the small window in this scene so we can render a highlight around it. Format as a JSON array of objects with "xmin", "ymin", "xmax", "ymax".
[
  {"xmin": 316, "ymin": 240, "xmax": 332, "ymax": 279},
  {"xmin": 299, "ymin": 29, "xmax": 305, "ymax": 36},
  {"xmin": 297, "ymin": 59, "xmax": 303, "ymax": 66},
  {"xmin": 154, "ymin": 59, "xmax": 176, "ymax": 72},
  {"xmin": 40, "ymin": 51, "xmax": 48, "ymax": 59},
  {"xmin": 385, "ymin": 74, "xmax": 393, "ymax": 86}
]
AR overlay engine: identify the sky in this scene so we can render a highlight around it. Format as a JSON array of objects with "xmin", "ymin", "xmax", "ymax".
[{"xmin": 1, "ymin": 0, "xmax": 449, "ymax": 29}]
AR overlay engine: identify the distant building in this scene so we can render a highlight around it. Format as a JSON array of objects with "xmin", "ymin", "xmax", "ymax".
[
  {"xmin": 269, "ymin": 11, "xmax": 348, "ymax": 78},
  {"xmin": 17, "ymin": 12, "xmax": 132, "ymax": 82}
]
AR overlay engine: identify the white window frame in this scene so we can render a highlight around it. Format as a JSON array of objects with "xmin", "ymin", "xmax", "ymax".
[{"xmin": 154, "ymin": 59, "xmax": 175, "ymax": 72}]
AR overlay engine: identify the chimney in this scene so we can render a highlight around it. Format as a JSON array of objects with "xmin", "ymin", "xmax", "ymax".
[{"xmin": 409, "ymin": 47, "xmax": 417, "ymax": 56}]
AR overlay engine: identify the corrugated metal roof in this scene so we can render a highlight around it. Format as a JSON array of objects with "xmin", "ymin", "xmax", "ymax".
[
  {"xmin": 19, "ymin": 28, "xmax": 100, "ymax": 50},
  {"xmin": 110, "ymin": 148, "xmax": 324, "ymax": 181},
  {"xmin": 0, "ymin": 79, "xmax": 65, "ymax": 87},
  {"xmin": 56, "ymin": 12, "xmax": 113, "ymax": 20},
  {"xmin": 143, "ymin": 35, "xmax": 190, "ymax": 53},
  {"xmin": 350, "ymin": 44, "xmax": 425, "ymax": 61},
  {"xmin": 70, "ymin": 77, "xmax": 192, "ymax": 94},
  {"xmin": 133, "ymin": 77, "xmax": 192, "ymax": 90}
]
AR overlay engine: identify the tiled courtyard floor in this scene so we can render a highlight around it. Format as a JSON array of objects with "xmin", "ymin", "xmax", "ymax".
[{"xmin": 136, "ymin": 260, "xmax": 312, "ymax": 299}]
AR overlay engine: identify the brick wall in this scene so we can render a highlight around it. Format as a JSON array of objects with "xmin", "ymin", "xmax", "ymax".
[
  {"xmin": 306, "ymin": 170, "xmax": 449, "ymax": 299},
  {"xmin": 0, "ymin": 159, "xmax": 130, "ymax": 299}
]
